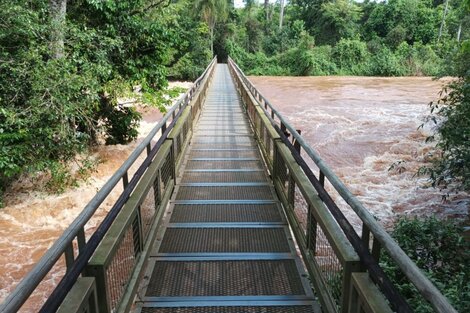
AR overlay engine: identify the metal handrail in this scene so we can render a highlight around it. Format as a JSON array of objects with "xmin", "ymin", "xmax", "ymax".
[
  {"xmin": 228, "ymin": 57, "xmax": 457, "ymax": 313},
  {"xmin": 0, "ymin": 57, "xmax": 217, "ymax": 313}
]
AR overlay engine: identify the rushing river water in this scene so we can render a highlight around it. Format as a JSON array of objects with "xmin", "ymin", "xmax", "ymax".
[
  {"xmin": 250, "ymin": 76, "xmax": 469, "ymax": 224},
  {"xmin": 1, "ymin": 78, "xmax": 469, "ymax": 310}
]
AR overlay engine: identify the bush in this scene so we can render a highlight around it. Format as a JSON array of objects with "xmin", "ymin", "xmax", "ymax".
[
  {"xmin": 381, "ymin": 217, "xmax": 470, "ymax": 313},
  {"xmin": 332, "ymin": 38, "xmax": 370, "ymax": 75},
  {"xmin": 386, "ymin": 25, "xmax": 408, "ymax": 49},
  {"xmin": 170, "ymin": 52, "xmax": 210, "ymax": 81},
  {"xmin": 369, "ymin": 45, "xmax": 409, "ymax": 76},
  {"xmin": 310, "ymin": 45, "xmax": 338, "ymax": 76},
  {"xmin": 414, "ymin": 43, "xmax": 443, "ymax": 76},
  {"xmin": 246, "ymin": 52, "xmax": 285, "ymax": 76},
  {"xmin": 280, "ymin": 47, "xmax": 315, "ymax": 76},
  {"xmin": 99, "ymin": 79, "xmax": 142, "ymax": 145}
]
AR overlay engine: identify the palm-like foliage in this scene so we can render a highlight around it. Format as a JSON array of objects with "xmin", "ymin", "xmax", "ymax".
[{"xmin": 194, "ymin": 0, "xmax": 228, "ymax": 55}]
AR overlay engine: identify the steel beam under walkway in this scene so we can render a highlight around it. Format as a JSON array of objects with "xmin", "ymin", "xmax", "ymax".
[{"xmin": 134, "ymin": 64, "xmax": 318, "ymax": 312}]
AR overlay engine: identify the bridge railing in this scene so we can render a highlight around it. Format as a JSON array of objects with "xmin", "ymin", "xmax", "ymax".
[
  {"xmin": 228, "ymin": 57, "xmax": 457, "ymax": 313},
  {"xmin": 0, "ymin": 57, "xmax": 216, "ymax": 313}
]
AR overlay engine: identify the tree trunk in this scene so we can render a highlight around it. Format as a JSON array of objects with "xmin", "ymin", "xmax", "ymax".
[
  {"xmin": 438, "ymin": 0, "xmax": 449, "ymax": 42},
  {"xmin": 279, "ymin": 0, "xmax": 285, "ymax": 29},
  {"xmin": 49, "ymin": 0, "xmax": 67, "ymax": 59},
  {"xmin": 265, "ymin": 0, "xmax": 269, "ymax": 21},
  {"xmin": 210, "ymin": 24, "xmax": 214, "ymax": 56},
  {"xmin": 457, "ymin": 23, "xmax": 462, "ymax": 42}
]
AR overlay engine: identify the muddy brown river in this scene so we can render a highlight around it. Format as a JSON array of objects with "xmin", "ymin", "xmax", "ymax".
[
  {"xmin": 250, "ymin": 76, "xmax": 469, "ymax": 222},
  {"xmin": 1, "ymin": 77, "xmax": 468, "ymax": 311}
]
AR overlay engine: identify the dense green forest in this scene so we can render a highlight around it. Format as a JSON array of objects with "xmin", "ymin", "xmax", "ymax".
[
  {"xmin": 0, "ymin": 0, "xmax": 469, "ymax": 201},
  {"xmin": 227, "ymin": 0, "xmax": 469, "ymax": 76},
  {"xmin": 0, "ymin": 0, "xmax": 213, "ymax": 199}
]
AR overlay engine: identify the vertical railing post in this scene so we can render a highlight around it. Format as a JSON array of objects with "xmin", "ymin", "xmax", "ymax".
[
  {"xmin": 134, "ymin": 208, "xmax": 144, "ymax": 252},
  {"xmin": 122, "ymin": 172, "xmax": 129, "ymax": 189},
  {"xmin": 287, "ymin": 133, "xmax": 302, "ymax": 211},
  {"xmin": 306, "ymin": 205, "xmax": 318, "ymax": 252},
  {"xmin": 77, "ymin": 228, "xmax": 86, "ymax": 254},
  {"xmin": 342, "ymin": 259, "xmax": 362, "ymax": 313},
  {"xmin": 64, "ymin": 244, "xmax": 74, "ymax": 272},
  {"xmin": 86, "ymin": 265, "xmax": 110, "ymax": 313},
  {"xmin": 281, "ymin": 122, "xmax": 287, "ymax": 137},
  {"xmin": 272, "ymin": 141, "xmax": 279, "ymax": 183},
  {"xmin": 371, "ymin": 238, "xmax": 382, "ymax": 262},
  {"xmin": 170, "ymin": 140, "xmax": 177, "ymax": 186},
  {"xmin": 154, "ymin": 170, "xmax": 162, "ymax": 208},
  {"xmin": 361, "ymin": 224, "xmax": 371, "ymax": 271}
]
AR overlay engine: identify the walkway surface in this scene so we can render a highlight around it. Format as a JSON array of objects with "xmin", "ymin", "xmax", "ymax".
[{"xmin": 136, "ymin": 64, "xmax": 317, "ymax": 312}]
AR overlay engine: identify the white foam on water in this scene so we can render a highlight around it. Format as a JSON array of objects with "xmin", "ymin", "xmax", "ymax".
[{"xmin": 250, "ymin": 76, "xmax": 468, "ymax": 228}]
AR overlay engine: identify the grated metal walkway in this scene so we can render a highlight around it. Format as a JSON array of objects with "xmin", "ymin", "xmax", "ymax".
[{"xmin": 137, "ymin": 65, "xmax": 316, "ymax": 312}]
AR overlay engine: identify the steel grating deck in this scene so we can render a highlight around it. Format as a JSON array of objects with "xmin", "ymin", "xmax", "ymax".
[
  {"xmin": 136, "ymin": 64, "xmax": 317, "ymax": 312},
  {"xmin": 141, "ymin": 307, "xmax": 315, "ymax": 313}
]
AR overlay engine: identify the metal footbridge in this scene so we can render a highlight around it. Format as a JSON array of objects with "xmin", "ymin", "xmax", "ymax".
[{"xmin": 0, "ymin": 59, "xmax": 458, "ymax": 313}]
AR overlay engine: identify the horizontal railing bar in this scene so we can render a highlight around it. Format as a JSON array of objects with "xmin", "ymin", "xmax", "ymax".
[
  {"xmin": 187, "ymin": 158, "xmax": 259, "ymax": 161},
  {"xmin": 166, "ymin": 223, "xmax": 286, "ymax": 228},
  {"xmin": 192, "ymin": 133, "xmax": 252, "ymax": 136},
  {"xmin": 193, "ymin": 135, "xmax": 253, "ymax": 137},
  {"xmin": 152, "ymin": 253, "xmax": 294, "ymax": 260},
  {"xmin": 178, "ymin": 183, "xmax": 270, "ymax": 187},
  {"xmin": 143, "ymin": 296, "xmax": 313, "ymax": 303},
  {"xmin": 190, "ymin": 148, "xmax": 258, "ymax": 151},
  {"xmin": 140, "ymin": 300, "xmax": 314, "ymax": 308},
  {"xmin": 172, "ymin": 200, "xmax": 278, "ymax": 205},
  {"xmin": 184, "ymin": 169, "xmax": 264, "ymax": 172}
]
